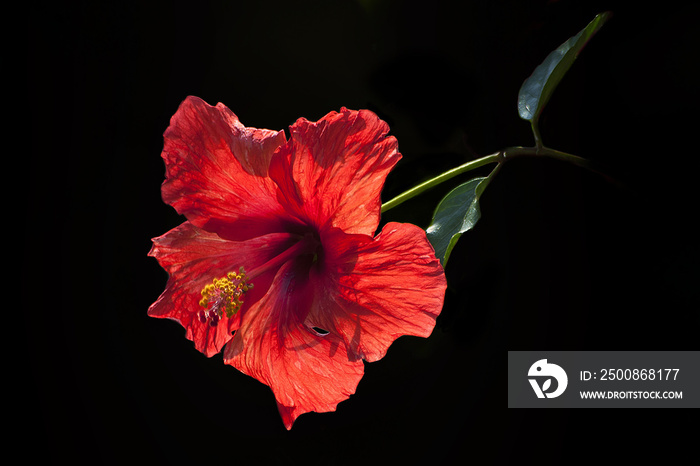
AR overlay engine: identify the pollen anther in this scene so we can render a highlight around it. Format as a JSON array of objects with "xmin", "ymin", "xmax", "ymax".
[{"xmin": 198, "ymin": 267, "xmax": 252, "ymax": 326}]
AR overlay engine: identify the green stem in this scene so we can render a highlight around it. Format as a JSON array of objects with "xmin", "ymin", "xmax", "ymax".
[
  {"xmin": 380, "ymin": 146, "xmax": 592, "ymax": 212},
  {"xmin": 532, "ymin": 122, "xmax": 544, "ymax": 151},
  {"xmin": 503, "ymin": 146, "xmax": 593, "ymax": 171},
  {"xmin": 380, "ymin": 153, "xmax": 500, "ymax": 213}
]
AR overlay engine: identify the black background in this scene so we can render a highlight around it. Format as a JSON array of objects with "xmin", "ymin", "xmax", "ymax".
[{"xmin": 24, "ymin": 0, "xmax": 698, "ymax": 464}]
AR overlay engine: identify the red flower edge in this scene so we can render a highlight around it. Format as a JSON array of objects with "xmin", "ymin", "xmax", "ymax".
[{"xmin": 149, "ymin": 96, "xmax": 447, "ymax": 428}]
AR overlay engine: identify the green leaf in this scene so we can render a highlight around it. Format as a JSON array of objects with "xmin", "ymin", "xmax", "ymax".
[
  {"xmin": 518, "ymin": 12, "xmax": 611, "ymax": 123},
  {"xmin": 426, "ymin": 175, "xmax": 491, "ymax": 266}
]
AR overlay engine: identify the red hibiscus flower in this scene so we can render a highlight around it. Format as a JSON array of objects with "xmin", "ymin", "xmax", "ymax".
[{"xmin": 149, "ymin": 96, "xmax": 446, "ymax": 429}]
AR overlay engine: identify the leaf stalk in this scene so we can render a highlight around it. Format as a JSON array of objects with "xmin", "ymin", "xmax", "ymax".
[{"xmin": 381, "ymin": 146, "xmax": 592, "ymax": 213}]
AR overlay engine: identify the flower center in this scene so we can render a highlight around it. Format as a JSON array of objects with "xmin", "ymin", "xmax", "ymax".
[
  {"xmin": 195, "ymin": 232, "xmax": 321, "ymax": 327},
  {"xmin": 198, "ymin": 267, "xmax": 253, "ymax": 327}
]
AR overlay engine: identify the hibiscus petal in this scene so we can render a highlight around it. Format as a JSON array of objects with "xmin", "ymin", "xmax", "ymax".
[
  {"xmin": 308, "ymin": 222, "xmax": 447, "ymax": 363},
  {"xmin": 224, "ymin": 258, "xmax": 365, "ymax": 430},
  {"xmin": 160, "ymin": 96, "xmax": 292, "ymax": 240},
  {"xmin": 148, "ymin": 222, "xmax": 299, "ymax": 356},
  {"xmin": 269, "ymin": 108, "xmax": 400, "ymax": 236}
]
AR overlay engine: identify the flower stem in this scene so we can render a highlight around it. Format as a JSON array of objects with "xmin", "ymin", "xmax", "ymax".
[
  {"xmin": 502, "ymin": 146, "xmax": 593, "ymax": 171},
  {"xmin": 381, "ymin": 146, "xmax": 592, "ymax": 213},
  {"xmin": 381, "ymin": 153, "xmax": 500, "ymax": 213}
]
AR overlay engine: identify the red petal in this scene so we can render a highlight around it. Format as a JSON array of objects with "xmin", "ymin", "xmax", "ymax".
[
  {"xmin": 224, "ymin": 258, "xmax": 364, "ymax": 429},
  {"xmin": 269, "ymin": 108, "xmax": 400, "ymax": 236},
  {"xmin": 148, "ymin": 222, "xmax": 299, "ymax": 357},
  {"xmin": 307, "ymin": 222, "xmax": 447, "ymax": 362},
  {"xmin": 160, "ymin": 96, "xmax": 291, "ymax": 240}
]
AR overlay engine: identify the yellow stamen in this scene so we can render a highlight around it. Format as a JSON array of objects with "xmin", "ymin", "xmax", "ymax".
[{"xmin": 197, "ymin": 267, "xmax": 253, "ymax": 326}]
